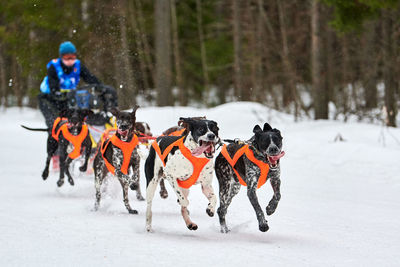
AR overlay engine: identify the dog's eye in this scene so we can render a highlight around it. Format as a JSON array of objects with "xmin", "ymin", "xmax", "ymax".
[{"xmin": 197, "ymin": 127, "xmax": 206, "ymax": 135}]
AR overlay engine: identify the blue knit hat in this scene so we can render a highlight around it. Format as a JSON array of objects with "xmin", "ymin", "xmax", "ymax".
[{"xmin": 59, "ymin": 41, "xmax": 77, "ymax": 56}]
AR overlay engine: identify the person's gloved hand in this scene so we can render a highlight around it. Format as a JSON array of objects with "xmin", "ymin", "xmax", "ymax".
[{"xmin": 53, "ymin": 91, "xmax": 67, "ymax": 101}]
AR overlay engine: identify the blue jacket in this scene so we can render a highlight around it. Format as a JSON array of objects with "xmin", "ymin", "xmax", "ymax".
[{"xmin": 40, "ymin": 58, "xmax": 81, "ymax": 94}]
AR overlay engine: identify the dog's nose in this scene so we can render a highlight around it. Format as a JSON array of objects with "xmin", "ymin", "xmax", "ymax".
[
  {"xmin": 268, "ymin": 146, "xmax": 279, "ymax": 154},
  {"xmin": 119, "ymin": 125, "xmax": 128, "ymax": 131},
  {"xmin": 207, "ymin": 133, "xmax": 215, "ymax": 140}
]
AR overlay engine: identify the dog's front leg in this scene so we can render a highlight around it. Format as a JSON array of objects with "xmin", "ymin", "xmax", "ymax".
[
  {"xmin": 130, "ymin": 151, "xmax": 145, "ymax": 201},
  {"xmin": 179, "ymin": 188, "xmax": 198, "ymax": 230},
  {"xmin": 115, "ymin": 170, "xmax": 137, "ymax": 214},
  {"xmin": 165, "ymin": 175, "xmax": 197, "ymax": 230},
  {"xmin": 266, "ymin": 173, "xmax": 281, "ymax": 215},
  {"xmin": 201, "ymin": 182, "xmax": 217, "ymax": 217},
  {"xmin": 247, "ymin": 181, "xmax": 269, "ymax": 232},
  {"xmin": 79, "ymin": 140, "xmax": 92, "ymax": 172},
  {"xmin": 57, "ymin": 149, "xmax": 68, "ymax": 187},
  {"xmin": 64, "ymin": 157, "xmax": 75, "ymax": 185}
]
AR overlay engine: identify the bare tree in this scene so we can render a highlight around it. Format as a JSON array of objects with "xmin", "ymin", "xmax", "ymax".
[
  {"xmin": 0, "ymin": 43, "xmax": 7, "ymax": 108},
  {"xmin": 171, "ymin": 0, "xmax": 186, "ymax": 105},
  {"xmin": 382, "ymin": 11, "xmax": 397, "ymax": 127},
  {"xmin": 196, "ymin": 0, "xmax": 210, "ymax": 104},
  {"xmin": 233, "ymin": 0, "xmax": 243, "ymax": 100},
  {"xmin": 311, "ymin": 0, "xmax": 328, "ymax": 119},
  {"xmin": 117, "ymin": 0, "xmax": 137, "ymax": 108},
  {"xmin": 362, "ymin": 22, "xmax": 378, "ymax": 109},
  {"xmin": 155, "ymin": 0, "xmax": 172, "ymax": 106}
]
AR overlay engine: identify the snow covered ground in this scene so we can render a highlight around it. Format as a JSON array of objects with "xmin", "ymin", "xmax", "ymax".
[{"xmin": 1, "ymin": 102, "xmax": 400, "ymax": 267}]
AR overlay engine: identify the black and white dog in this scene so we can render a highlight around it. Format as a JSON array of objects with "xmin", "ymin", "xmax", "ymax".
[
  {"xmin": 145, "ymin": 117, "xmax": 220, "ymax": 232},
  {"xmin": 22, "ymin": 109, "xmax": 93, "ymax": 187},
  {"xmin": 93, "ymin": 107, "xmax": 143, "ymax": 214},
  {"xmin": 215, "ymin": 123, "xmax": 284, "ymax": 233}
]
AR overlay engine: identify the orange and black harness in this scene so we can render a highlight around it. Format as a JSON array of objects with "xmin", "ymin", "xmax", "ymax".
[
  {"xmin": 51, "ymin": 117, "xmax": 89, "ymax": 159},
  {"xmin": 100, "ymin": 133, "xmax": 139, "ymax": 175},
  {"xmin": 151, "ymin": 136, "xmax": 210, "ymax": 189},
  {"xmin": 51, "ymin": 117, "xmax": 67, "ymax": 141},
  {"xmin": 220, "ymin": 144, "xmax": 270, "ymax": 189},
  {"xmin": 167, "ymin": 128, "xmax": 186, "ymax": 137}
]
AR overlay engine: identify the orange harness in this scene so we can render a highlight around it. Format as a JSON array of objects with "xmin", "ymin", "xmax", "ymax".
[
  {"xmin": 58, "ymin": 124, "xmax": 89, "ymax": 159},
  {"xmin": 220, "ymin": 144, "xmax": 270, "ymax": 189},
  {"xmin": 168, "ymin": 128, "xmax": 186, "ymax": 136},
  {"xmin": 101, "ymin": 134, "xmax": 139, "ymax": 175},
  {"xmin": 51, "ymin": 117, "xmax": 67, "ymax": 141},
  {"xmin": 151, "ymin": 136, "xmax": 210, "ymax": 189}
]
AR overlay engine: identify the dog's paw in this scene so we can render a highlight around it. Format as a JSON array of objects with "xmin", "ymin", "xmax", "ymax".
[
  {"xmin": 266, "ymin": 206, "xmax": 275, "ymax": 216},
  {"xmin": 79, "ymin": 165, "xmax": 87, "ymax": 172},
  {"xmin": 128, "ymin": 209, "xmax": 139, "ymax": 215},
  {"xmin": 57, "ymin": 179, "xmax": 64, "ymax": 187},
  {"xmin": 68, "ymin": 178, "xmax": 74, "ymax": 186},
  {"xmin": 146, "ymin": 225, "xmax": 154, "ymax": 233},
  {"xmin": 220, "ymin": 226, "xmax": 230, "ymax": 233},
  {"xmin": 206, "ymin": 208, "xmax": 214, "ymax": 217},
  {"xmin": 266, "ymin": 202, "xmax": 278, "ymax": 215},
  {"xmin": 259, "ymin": 223, "xmax": 269, "ymax": 232},
  {"xmin": 42, "ymin": 170, "xmax": 49, "ymax": 180},
  {"xmin": 187, "ymin": 223, "xmax": 198, "ymax": 231}
]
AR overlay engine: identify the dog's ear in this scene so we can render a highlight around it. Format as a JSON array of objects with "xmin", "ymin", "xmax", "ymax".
[
  {"xmin": 110, "ymin": 107, "xmax": 119, "ymax": 117},
  {"xmin": 131, "ymin": 105, "xmax": 139, "ymax": 116},
  {"xmin": 272, "ymin": 128, "xmax": 282, "ymax": 138},
  {"xmin": 253, "ymin": 125, "xmax": 262, "ymax": 134},
  {"xmin": 131, "ymin": 105, "xmax": 139, "ymax": 123},
  {"xmin": 263, "ymin": 123, "xmax": 272, "ymax": 132},
  {"xmin": 179, "ymin": 117, "xmax": 195, "ymax": 124}
]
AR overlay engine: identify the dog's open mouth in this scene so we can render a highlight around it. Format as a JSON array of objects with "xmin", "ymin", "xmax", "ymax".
[
  {"xmin": 192, "ymin": 140, "xmax": 216, "ymax": 159},
  {"xmin": 267, "ymin": 151, "xmax": 285, "ymax": 168},
  {"xmin": 118, "ymin": 129, "xmax": 129, "ymax": 140}
]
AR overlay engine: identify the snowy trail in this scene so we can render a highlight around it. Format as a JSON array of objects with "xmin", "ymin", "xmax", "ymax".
[{"xmin": 1, "ymin": 103, "xmax": 400, "ymax": 267}]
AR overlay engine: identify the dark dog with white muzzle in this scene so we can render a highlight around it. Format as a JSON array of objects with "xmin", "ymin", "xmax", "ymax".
[
  {"xmin": 93, "ymin": 106, "xmax": 143, "ymax": 214},
  {"xmin": 21, "ymin": 109, "xmax": 93, "ymax": 187},
  {"xmin": 215, "ymin": 122, "xmax": 284, "ymax": 233}
]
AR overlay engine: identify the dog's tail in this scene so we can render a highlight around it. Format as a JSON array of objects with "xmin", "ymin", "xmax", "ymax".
[{"xmin": 20, "ymin": 125, "xmax": 49, "ymax": 132}]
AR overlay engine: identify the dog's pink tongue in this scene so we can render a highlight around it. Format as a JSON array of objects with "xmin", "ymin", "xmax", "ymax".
[
  {"xmin": 118, "ymin": 129, "xmax": 128, "ymax": 137},
  {"xmin": 268, "ymin": 151, "xmax": 285, "ymax": 164},
  {"xmin": 192, "ymin": 144, "xmax": 209, "ymax": 156}
]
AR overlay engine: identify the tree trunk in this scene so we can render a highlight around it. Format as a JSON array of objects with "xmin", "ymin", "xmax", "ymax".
[
  {"xmin": 11, "ymin": 57, "xmax": 22, "ymax": 107},
  {"xmin": 129, "ymin": 0, "xmax": 150, "ymax": 93},
  {"xmin": 155, "ymin": 0, "xmax": 172, "ymax": 106},
  {"xmin": 255, "ymin": 0, "xmax": 265, "ymax": 103},
  {"xmin": 0, "ymin": 43, "xmax": 7, "ymax": 108},
  {"xmin": 81, "ymin": 0, "xmax": 89, "ymax": 29},
  {"xmin": 171, "ymin": 0, "xmax": 186, "ymax": 106},
  {"xmin": 363, "ymin": 22, "xmax": 378, "ymax": 109},
  {"xmin": 277, "ymin": 0, "xmax": 298, "ymax": 118},
  {"xmin": 233, "ymin": 0, "xmax": 243, "ymax": 100},
  {"xmin": 311, "ymin": 0, "xmax": 327, "ymax": 120},
  {"xmin": 382, "ymin": 12, "xmax": 397, "ymax": 127},
  {"xmin": 118, "ymin": 1, "xmax": 137, "ymax": 109},
  {"xmin": 196, "ymin": 0, "xmax": 210, "ymax": 104},
  {"xmin": 136, "ymin": 0, "xmax": 155, "ymax": 86}
]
